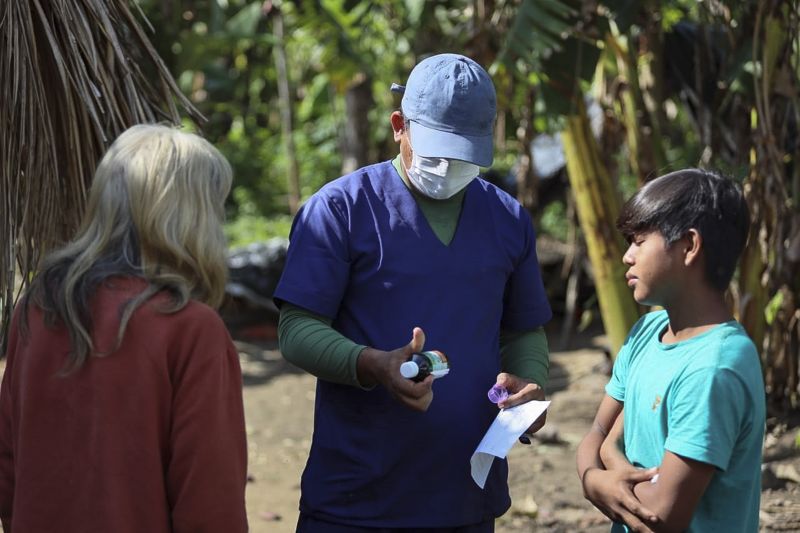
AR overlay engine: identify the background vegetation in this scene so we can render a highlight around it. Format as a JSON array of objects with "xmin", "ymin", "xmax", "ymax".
[{"xmin": 2, "ymin": 0, "xmax": 798, "ymax": 415}]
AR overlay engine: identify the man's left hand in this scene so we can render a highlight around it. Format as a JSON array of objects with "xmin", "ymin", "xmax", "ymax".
[{"xmin": 494, "ymin": 372, "xmax": 547, "ymax": 434}]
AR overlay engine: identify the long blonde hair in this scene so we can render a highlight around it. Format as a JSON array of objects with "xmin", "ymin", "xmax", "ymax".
[{"xmin": 24, "ymin": 124, "xmax": 233, "ymax": 372}]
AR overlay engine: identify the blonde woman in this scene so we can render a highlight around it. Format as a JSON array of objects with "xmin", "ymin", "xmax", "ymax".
[{"xmin": 0, "ymin": 124, "xmax": 248, "ymax": 532}]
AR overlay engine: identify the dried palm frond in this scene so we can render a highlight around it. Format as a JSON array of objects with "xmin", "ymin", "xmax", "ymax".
[{"xmin": 0, "ymin": 0, "xmax": 203, "ymax": 351}]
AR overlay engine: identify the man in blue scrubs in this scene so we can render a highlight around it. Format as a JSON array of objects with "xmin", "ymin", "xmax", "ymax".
[{"xmin": 274, "ymin": 53, "xmax": 553, "ymax": 532}]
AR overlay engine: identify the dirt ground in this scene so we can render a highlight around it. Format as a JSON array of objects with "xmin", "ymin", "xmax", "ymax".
[
  {"xmin": 1, "ymin": 316, "xmax": 796, "ymax": 531},
  {"xmin": 236, "ymin": 322, "xmax": 800, "ymax": 533}
]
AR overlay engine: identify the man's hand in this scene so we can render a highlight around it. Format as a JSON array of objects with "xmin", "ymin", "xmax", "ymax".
[
  {"xmin": 494, "ymin": 372, "xmax": 547, "ymax": 434},
  {"xmin": 582, "ymin": 466, "xmax": 659, "ymax": 532},
  {"xmin": 356, "ymin": 327, "xmax": 434, "ymax": 412}
]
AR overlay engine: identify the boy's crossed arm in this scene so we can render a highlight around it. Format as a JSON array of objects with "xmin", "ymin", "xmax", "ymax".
[
  {"xmin": 631, "ymin": 449, "xmax": 715, "ymax": 532},
  {"xmin": 577, "ymin": 396, "xmax": 658, "ymax": 531},
  {"xmin": 577, "ymin": 396, "xmax": 716, "ymax": 533},
  {"xmin": 600, "ymin": 408, "xmax": 628, "ymax": 469}
]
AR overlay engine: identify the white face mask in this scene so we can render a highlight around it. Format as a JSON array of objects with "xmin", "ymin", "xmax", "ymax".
[{"xmin": 404, "ymin": 153, "xmax": 479, "ymax": 199}]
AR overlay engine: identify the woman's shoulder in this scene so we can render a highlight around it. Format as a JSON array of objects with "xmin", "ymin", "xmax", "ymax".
[
  {"xmin": 134, "ymin": 297, "xmax": 235, "ymax": 368},
  {"xmin": 144, "ymin": 294, "xmax": 226, "ymax": 331},
  {"xmin": 101, "ymin": 278, "xmax": 228, "ymax": 338}
]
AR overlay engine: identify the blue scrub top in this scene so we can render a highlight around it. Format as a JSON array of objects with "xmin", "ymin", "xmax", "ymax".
[{"xmin": 274, "ymin": 161, "xmax": 552, "ymax": 528}]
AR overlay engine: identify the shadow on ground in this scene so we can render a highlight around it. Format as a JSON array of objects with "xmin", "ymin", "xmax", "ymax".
[{"xmin": 234, "ymin": 339, "xmax": 305, "ymax": 387}]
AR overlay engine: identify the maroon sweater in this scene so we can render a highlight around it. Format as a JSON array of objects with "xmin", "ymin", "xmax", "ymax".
[{"xmin": 0, "ymin": 279, "xmax": 248, "ymax": 532}]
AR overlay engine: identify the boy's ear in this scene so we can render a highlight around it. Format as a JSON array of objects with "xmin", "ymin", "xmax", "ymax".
[{"xmin": 683, "ymin": 229, "xmax": 703, "ymax": 266}]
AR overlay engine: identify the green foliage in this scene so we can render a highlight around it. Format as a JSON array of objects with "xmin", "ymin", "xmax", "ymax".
[
  {"xmin": 538, "ymin": 200, "xmax": 569, "ymax": 242},
  {"xmin": 495, "ymin": 0, "xmax": 607, "ymax": 120},
  {"xmin": 225, "ymin": 187, "xmax": 294, "ymax": 247},
  {"xmin": 601, "ymin": 0, "xmax": 639, "ymax": 32},
  {"xmin": 765, "ymin": 291, "xmax": 785, "ymax": 326},
  {"xmin": 498, "ymin": 0, "xmax": 577, "ymax": 67},
  {"xmin": 615, "ymin": 164, "xmax": 639, "ymax": 202},
  {"xmin": 138, "ymin": 0, "xmax": 788, "ymax": 255},
  {"xmin": 141, "ymin": 0, "xmax": 530, "ymax": 223},
  {"xmin": 540, "ymin": 36, "xmax": 604, "ymax": 116}
]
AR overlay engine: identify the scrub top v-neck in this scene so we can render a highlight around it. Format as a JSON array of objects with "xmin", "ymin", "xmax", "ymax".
[
  {"xmin": 390, "ymin": 154, "xmax": 467, "ymax": 246},
  {"xmin": 274, "ymin": 160, "xmax": 551, "ymax": 528}
]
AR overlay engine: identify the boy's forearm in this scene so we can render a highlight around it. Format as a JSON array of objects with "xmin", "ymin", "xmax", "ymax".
[
  {"xmin": 633, "ymin": 482, "xmax": 681, "ymax": 533},
  {"xmin": 632, "ymin": 481, "xmax": 697, "ymax": 533},
  {"xmin": 576, "ymin": 425, "xmax": 606, "ymax": 483},
  {"xmin": 630, "ymin": 451, "xmax": 715, "ymax": 533},
  {"xmin": 632, "ymin": 481, "xmax": 657, "ymax": 509},
  {"xmin": 578, "ymin": 396, "xmax": 621, "ymax": 482},
  {"xmin": 600, "ymin": 413, "xmax": 629, "ymax": 470},
  {"xmin": 600, "ymin": 439, "xmax": 630, "ymax": 470}
]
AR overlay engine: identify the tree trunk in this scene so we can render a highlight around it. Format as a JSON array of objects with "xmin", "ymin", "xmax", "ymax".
[
  {"xmin": 562, "ymin": 99, "xmax": 640, "ymax": 357},
  {"xmin": 515, "ymin": 87, "xmax": 538, "ymax": 211},
  {"xmin": 608, "ymin": 28, "xmax": 666, "ymax": 185},
  {"xmin": 272, "ymin": 9, "xmax": 301, "ymax": 215},
  {"xmin": 342, "ymin": 73, "xmax": 373, "ymax": 175}
]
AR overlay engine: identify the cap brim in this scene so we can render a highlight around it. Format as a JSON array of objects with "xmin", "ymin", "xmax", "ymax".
[{"xmin": 408, "ymin": 121, "xmax": 493, "ymax": 167}]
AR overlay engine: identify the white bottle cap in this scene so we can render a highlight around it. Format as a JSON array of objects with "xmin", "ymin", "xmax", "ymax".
[{"xmin": 400, "ymin": 361, "xmax": 420, "ymax": 378}]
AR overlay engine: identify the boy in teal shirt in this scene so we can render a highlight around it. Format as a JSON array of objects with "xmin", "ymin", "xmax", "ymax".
[{"xmin": 576, "ymin": 168, "xmax": 765, "ymax": 532}]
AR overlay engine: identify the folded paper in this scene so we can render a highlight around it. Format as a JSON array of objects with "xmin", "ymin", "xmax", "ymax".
[{"xmin": 470, "ymin": 400, "xmax": 551, "ymax": 488}]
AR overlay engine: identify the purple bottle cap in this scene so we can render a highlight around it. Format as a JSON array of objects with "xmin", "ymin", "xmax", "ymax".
[{"xmin": 487, "ymin": 384, "xmax": 508, "ymax": 404}]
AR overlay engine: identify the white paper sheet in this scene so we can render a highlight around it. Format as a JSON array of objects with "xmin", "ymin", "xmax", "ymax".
[{"xmin": 470, "ymin": 400, "xmax": 550, "ymax": 488}]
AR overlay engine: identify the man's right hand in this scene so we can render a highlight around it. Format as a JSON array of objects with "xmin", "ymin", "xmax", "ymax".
[
  {"xmin": 582, "ymin": 466, "xmax": 659, "ymax": 532},
  {"xmin": 356, "ymin": 327, "xmax": 434, "ymax": 412}
]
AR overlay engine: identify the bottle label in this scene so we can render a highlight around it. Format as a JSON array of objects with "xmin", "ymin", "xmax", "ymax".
[{"xmin": 419, "ymin": 350, "xmax": 450, "ymax": 378}]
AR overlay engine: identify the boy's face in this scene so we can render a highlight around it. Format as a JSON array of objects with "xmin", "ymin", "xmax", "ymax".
[{"xmin": 622, "ymin": 230, "xmax": 688, "ymax": 307}]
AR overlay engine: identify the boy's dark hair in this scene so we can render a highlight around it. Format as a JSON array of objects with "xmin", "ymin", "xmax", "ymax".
[{"xmin": 616, "ymin": 168, "xmax": 750, "ymax": 291}]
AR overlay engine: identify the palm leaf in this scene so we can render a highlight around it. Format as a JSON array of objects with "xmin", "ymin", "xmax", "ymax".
[
  {"xmin": 0, "ymin": 0, "xmax": 203, "ymax": 351},
  {"xmin": 497, "ymin": 0, "xmax": 578, "ymax": 68},
  {"xmin": 499, "ymin": 0, "xmax": 605, "ymax": 117}
]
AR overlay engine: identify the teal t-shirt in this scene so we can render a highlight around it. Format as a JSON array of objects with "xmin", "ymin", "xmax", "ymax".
[{"xmin": 606, "ymin": 310, "xmax": 765, "ymax": 533}]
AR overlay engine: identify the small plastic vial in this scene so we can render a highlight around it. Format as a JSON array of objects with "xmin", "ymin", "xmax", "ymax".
[
  {"xmin": 399, "ymin": 350, "xmax": 450, "ymax": 382},
  {"xmin": 487, "ymin": 384, "xmax": 509, "ymax": 404}
]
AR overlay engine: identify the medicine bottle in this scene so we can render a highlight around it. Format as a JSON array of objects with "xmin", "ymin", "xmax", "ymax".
[{"xmin": 399, "ymin": 350, "xmax": 450, "ymax": 382}]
